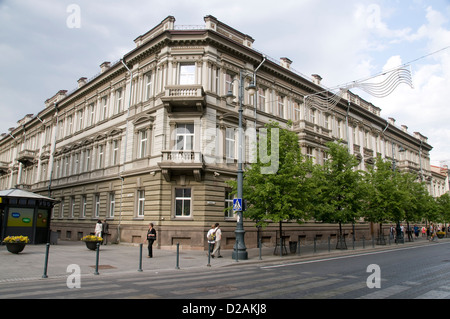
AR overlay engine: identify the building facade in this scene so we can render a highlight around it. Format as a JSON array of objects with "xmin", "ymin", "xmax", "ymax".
[{"xmin": 0, "ymin": 16, "xmax": 433, "ymax": 249}]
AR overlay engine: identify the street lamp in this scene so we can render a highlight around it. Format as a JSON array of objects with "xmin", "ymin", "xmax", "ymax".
[
  {"xmin": 393, "ymin": 143, "xmax": 406, "ymax": 244},
  {"xmin": 225, "ymin": 70, "xmax": 256, "ymax": 261}
]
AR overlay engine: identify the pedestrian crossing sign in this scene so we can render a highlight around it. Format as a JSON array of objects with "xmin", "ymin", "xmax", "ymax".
[{"xmin": 233, "ymin": 198, "xmax": 243, "ymax": 212}]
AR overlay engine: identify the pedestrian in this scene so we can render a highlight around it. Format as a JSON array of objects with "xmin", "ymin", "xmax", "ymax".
[
  {"xmin": 146, "ymin": 223, "xmax": 157, "ymax": 258},
  {"xmin": 422, "ymin": 226, "xmax": 426, "ymax": 237},
  {"xmin": 414, "ymin": 225, "xmax": 419, "ymax": 238},
  {"xmin": 94, "ymin": 220, "xmax": 102, "ymax": 238},
  {"xmin": 101, "ymin": 219, "xmax": 109, "ymax": 245},
  {"xmin": 212, "ymin": 223, "xmax": 222, "ymax": 258},
  {"xmin": 206, "ymin": 224, "xmax": 216, "ymax": 256}
]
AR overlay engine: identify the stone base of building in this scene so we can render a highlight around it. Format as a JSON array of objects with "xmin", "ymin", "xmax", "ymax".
[{"xmin": 50, "ymin": 221, "xmax": 374, "ymax": 251}]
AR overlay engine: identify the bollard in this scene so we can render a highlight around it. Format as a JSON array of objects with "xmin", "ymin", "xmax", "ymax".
[
  {"xmin": 314, "ymin": 237, "xmax": 317, "ymax": 253},
  {"xmin": 235, "ymin": 239, "xmax": 239, "ymax": 262},
  {"xmin": 259, "ymin": 238, "xmax": 262, "ymax": 260},
  {"xmin": 138, "ymin": 243, "xmax": 143, "ymax": 272},
  {"xmin": 297, "ymin": 239, "xmax": 301, "ymax": 256},
  {"xmin": 176, "ymin": 242, "xmax": 180, "ymax": 269},
  {"xmin": 94, "ymin": 242, "xmax": 100, "ymax": 275},
  {"xmin": 362, "ymin": 235, "xmax": 365, "ymax": 249},
  {"xmin": 42, "ymin": 243, "xmax": 50, "ymax": 278},
  {"xmin": 207, "ymin": 243, "xmax": 211, "ymax": 267}
]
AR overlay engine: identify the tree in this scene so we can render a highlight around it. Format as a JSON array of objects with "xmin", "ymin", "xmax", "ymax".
[
  {"xmin": 311, "ymin": 141, "xmax": 363, "ymax": 249},
  {"xmin": 227, "ymin": 121, "xmax": 314, "ymax": 253},
  {"xmin": 436, "ymin": 193, "xmax": 450, "ymax": 224},
  {"xmin": 362, "ymin": 156, "xmax": 398, "ymax": 244}
]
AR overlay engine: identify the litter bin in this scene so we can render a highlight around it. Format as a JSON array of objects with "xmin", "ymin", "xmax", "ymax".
[{"xmin": 289, "ymin": 241, "xmax": 297, "ymax": 254}]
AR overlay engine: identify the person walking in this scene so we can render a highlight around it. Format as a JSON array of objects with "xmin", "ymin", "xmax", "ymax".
[
  {"xmin": 206, "ymin": 224, "xmax": 216, "ymax": 257},
  {"xmin": 101, "ymin": 219, "xmax": 109, "ymax": 245},
  {"xmin": 146, "ymin": 223, "xmax": 157, "ymax": 258},
  {"xmin": 211, "ymin": 223, "xmax": 222, "ymax": 258},
  {"xmin": 94, "ymin": 220, "xmax": 102, "ymax": 238}
]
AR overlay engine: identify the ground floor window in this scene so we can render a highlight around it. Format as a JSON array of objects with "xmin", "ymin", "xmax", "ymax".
[{"xmin": 175, "ymin": 188, "xmax": 191, "ymax": 217}]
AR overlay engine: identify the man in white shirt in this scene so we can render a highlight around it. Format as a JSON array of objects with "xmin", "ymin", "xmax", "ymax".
[{"xmin": 212, "ymin": 223, "xmax": 222, "ymax": 258}]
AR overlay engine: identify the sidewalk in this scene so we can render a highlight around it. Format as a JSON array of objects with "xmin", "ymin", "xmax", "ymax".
[{"xmin": 0, "ymin": 236, "xmax": 447, "ymax": 282}]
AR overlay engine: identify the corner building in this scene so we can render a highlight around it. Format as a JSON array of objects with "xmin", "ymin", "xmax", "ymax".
[{"xmin": 0, "ymin": 16, "xmax": 433, "ymax": 249}]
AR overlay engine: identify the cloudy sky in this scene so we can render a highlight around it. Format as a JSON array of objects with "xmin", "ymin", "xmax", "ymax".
[{"xmin": 1, "ymin": 0, "xmax": 450, "ymax": 166}]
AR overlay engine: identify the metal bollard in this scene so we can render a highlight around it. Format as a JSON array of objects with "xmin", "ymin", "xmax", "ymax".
[
  {"xmin": 235, "ymin": 239, "xmax": 239, "ymax": 262},
  {"xmin": 138, "ymin": 243, "xmax": 143, "ymax": 272},
  {"xmin": 42, "ymin": 243, "xmax": 50, "ymax": 278},
  {"xmin": 94, "ymin": 242, "xmax": 100, "ymax": 275},
  {"xmin": 259, "ymin": 238, "xmax": 262, "ymax": 260},
  {"xmin": 297, "ymin": 239, "xmax": 301, "ymax": 256},
  {"xmin": 176, "ymin": 242, "xmax": 180, "ymax": 269},
  {"xmin": 328, "ymin": 236, "xmax": 331, "ymax": 252},
  {"xmin": 207, "ymin": 242, "xmax": 211, "ymax": 267}
]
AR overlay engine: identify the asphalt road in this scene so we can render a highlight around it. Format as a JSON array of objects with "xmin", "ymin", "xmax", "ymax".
[{"xmin": 2, "ymin": 240, "xmax": 450, "ymax": 302}]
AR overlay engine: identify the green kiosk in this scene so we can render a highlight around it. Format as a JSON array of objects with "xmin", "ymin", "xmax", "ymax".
[{"xmin": 0, "ymin": 188, "xmax": 57, "ymax": 244}]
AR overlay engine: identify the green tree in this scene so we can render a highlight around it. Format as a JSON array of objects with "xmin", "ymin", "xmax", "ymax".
[
  {"xmin": 311, "ymin": 141, "xmax": 363, "ymax": 249},
  {"xmin": 362, "ymin": 156, "xmax": 397, "ymax": 244},
  {"xmin": 227, "ymin": 121, "xmax": 314, "ymax": 252}
]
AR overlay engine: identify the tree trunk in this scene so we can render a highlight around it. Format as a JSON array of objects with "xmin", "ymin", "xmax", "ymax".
[{"xmin": 336, "ymin": 222, "xmax": 347, "ymax": 249}]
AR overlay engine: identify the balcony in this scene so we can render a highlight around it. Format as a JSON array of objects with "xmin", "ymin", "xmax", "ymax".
[
  {"xmin": 17, "ymin": 149, "xmax": 36, "ymax": 166},
  {"xmin": 158, "ymin": 150, "xmax": 204, "ymax": 182},
  {"xmin": 161, "ymin": 85, "xmax": 206, "ymax": 113}
]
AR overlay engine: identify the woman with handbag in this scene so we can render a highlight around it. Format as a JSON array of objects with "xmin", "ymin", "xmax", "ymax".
[{"xmin": 146, "ymin": 223, "xmax": 157, "ymax": 258}]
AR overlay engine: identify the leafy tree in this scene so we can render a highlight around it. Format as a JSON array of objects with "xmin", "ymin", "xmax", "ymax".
[
  {"xmin": 311, "ymin": 141, "xmax": 363, "ymax": 249},
  {"xmin": 362, "ymin": 156, "xmax": 397, "ymax": 243},
  {"xmin": 227, "ymin": 121, "xmax": 314, "ymax": 251},
  {"xmin": 436, "ymin": 193, "xmax": 450, "ymax": 224}
]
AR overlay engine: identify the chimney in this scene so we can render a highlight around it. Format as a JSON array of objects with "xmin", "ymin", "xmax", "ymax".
[
  {"xmin": 401, "ymin": 125, "xmax": 408, "ymax": 132},
  {"xmin": 100, "ymin": 61, "xmax": 111, "ymax": 73},
  {"xmin": 280, "ymin": 57, "xmax": 292, "ymax": 70},
  {"xmin": 388, "ymin": 117, "xmax": 396, "ymax": 125},
  {"xmin": 77, "ymin": 77, "xmax": 87, "ymax": 88},
  {"xmin": 312, "ymin": 74, "xmax": 322, "ymax": 85}
]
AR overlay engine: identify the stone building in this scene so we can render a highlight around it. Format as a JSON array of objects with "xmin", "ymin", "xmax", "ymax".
[{"xmin": 0, "ymin": 16, "xmax": 433, "ymax": 249}]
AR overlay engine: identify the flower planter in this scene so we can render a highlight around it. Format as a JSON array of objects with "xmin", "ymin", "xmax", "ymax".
[
  {"xmin": 6, "ymin": 243, "xmax": 26, "ymax": 254},
  {"xmin": 85, "ymin": 241, "xmax": 101, "ymax": 251},
  {"xmin": 437, "ymin": 233, "xmax": 445, "ymax": 239}
]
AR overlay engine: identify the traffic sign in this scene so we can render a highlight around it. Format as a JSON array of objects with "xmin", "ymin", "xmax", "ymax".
[{"xmin": 233, "ymin": 198, "xmax": 243, "ymax": 212}]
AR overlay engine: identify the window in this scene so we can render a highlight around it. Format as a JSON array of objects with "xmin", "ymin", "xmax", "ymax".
[
  {"xmin": 138, "ymin": 130, "xmax": 148, "ymax": 158},
  {"xmin": 225, "ymin": 72, "xmax": 235, "ymax": 94},
  {"xmin": 77, "ymin": 110, "xmax": 83, "ymax": 131},
  {"xmin": 108, "ymin": 193, "xmax": 115, "ymax": 218},
  {"xmin": 175, "ymin": 188, "xmax": 191, "ymax": 217},
  {"xmin": 179, "ymin": 63, "xmax": 195, "ymax": 85},
  {"xmin": 309, "ymin": 108, "xmax": 316, "ymax": 124},
  {"xmin": 145, "ymin": 72, "xmax": 153, "ymax": 100},
  {"xmin": 101, "ymin": 96, "xmax": 108, "ymax": 121},
  {"xmin": 85, "ymin": 149, "xmax": 91, "ymax": 172},
  {"xmin": 112, "ymin": 140, "xmax": 119, "ymax": 165},
  {"xmin": 257, "ymin": 88, "xmax": 266, "ymax": 112},
  {"xmin": 88, "ymin": 103, "xmax": 95, "ymax": 127},
  {"xmin": 225, "ymin": 190, "xmax": 235, "ymax": 218},
  {"xmin": 226, "ymin": 128, "xmax": 236, "ymax": 160},
  {"xmin": 306, "ymin": 147, "xmax": 314, "ymax": 161},
  {"xmin": 293, "ymin": 101, "xmax": 301, "ymax": 121},
  {"xmin": 94, "ymin": 194, "xmax": 100, "ymax": 218},
  {"xmin": 137, "ymin": 190, "xmax": 145, "ymax": 217},
  {"xmin": 277, "ymin": 95, "xmax": 284, "ymax": 118},
  {"xmin": 60, "ymin": 198, "xmax": 65, "ymax": 218},
  {"xmin": 81, "ymin": 195, "xmax": 87, "ymax": 218},
  {"xmin": 115, "ymin": 88, "xmax": 123, "ymax": 113},
  {"xmin": 97, "ymin": 145, "xmax": 104, "ymax": 169},
  {"xmin": 67, "ymin": 115, "xmax": 73, "ymax": 135},
  {"xmin": 176, "ymin": 124, "xmax": 194, "ymax": 150}
]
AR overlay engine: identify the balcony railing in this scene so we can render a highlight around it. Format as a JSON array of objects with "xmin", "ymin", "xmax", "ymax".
[
  {"xmin": 159, "ymin": 150, "xmax": 204, "ymax": 182},
  {"xmin": 161, "ymin": 85, "xmax": 206, "ymax": 113}
]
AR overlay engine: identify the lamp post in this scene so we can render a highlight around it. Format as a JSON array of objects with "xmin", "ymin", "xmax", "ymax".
[
  {"xmin": 226, "ymin": 70, "xmax": 256, "ymax": 261},
  {"xmin": 392, "ymin": 143, "xmax": 406, "ymax": 244}
]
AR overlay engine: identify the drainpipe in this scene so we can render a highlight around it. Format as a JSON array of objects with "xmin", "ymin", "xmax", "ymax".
[
  {"xmin": 117, "ymin": 59, "xmax": 133, "ymax": 244},
  {"xmin": 48, "ymin": 102, "xmax": 59, "ymax": 197}
]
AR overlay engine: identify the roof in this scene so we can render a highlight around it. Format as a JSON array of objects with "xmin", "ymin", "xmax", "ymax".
[{"xmin": 0, "ymin": 188, "xmax": 57, "ymax": 201}]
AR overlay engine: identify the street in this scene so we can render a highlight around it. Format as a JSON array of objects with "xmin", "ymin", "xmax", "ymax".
[{"xmin": 1, "ymin": 241, "xmax": 450, "ymax": 301}]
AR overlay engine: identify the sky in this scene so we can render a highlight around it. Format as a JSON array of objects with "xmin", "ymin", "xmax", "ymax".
[{"xmin": 1, "ymin": 0, "xmax": 450, "ymax": 166}]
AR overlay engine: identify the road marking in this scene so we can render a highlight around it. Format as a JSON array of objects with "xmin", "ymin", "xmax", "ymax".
[{"xmin": 358, "ymin": 285, "xmax": 410, "ymax": 299}]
